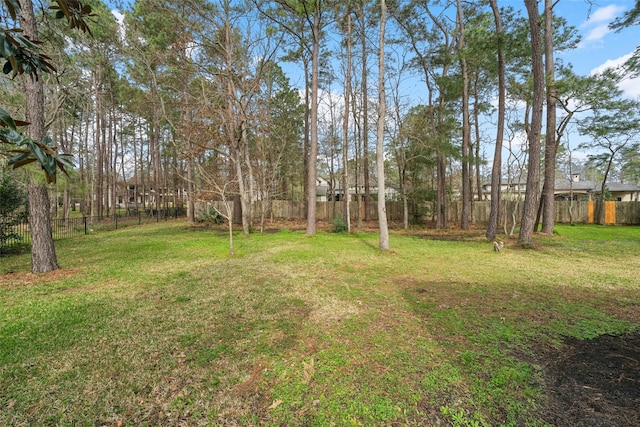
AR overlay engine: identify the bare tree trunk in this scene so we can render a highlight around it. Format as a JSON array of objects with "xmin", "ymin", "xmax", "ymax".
[
  {"xmin": 109, "ymin": 92, "xmax": 118, "ymax": 215},
  {"xmin": 457, "ymin": 0, "xmax": 470, "ymax": 230},
  {"xmin": 486, "ymin": 0, "xmax": 505, "ymax": 242},
  {"xmin": 519, "ymin": 0, "xmax": 544, "ymax": 246},
  {"xmin": 436, "ymin": 157, "xmax": 447, "ymax": 229},
  {"xmin": 352, "ymin": 92, "xmax": 363, "ymax": 228},
  {"xmin": 360, "ymin": 6, "xmax": 371, "ymax": 222},
  {"xmin": 541, "ymin": 0, "xmax": 557, "ymax": 234},
  {"xmin": 473, "ymin": 81, "xmax": 483, "ymax": 203},
  {"xmin": 187, "ymin": 156, "xmax": 195, "ymax": 222},
  {"xmin": 94, "ymin": 69, "xmax": 104, "ymax": 219},
  {"xmin": 302, "ymin": 55, "xmax": 310, "ymax": 215},
  {"xmin": 377, "ymin": 0, "xmax": 389, "ymax": 250},
  {"xmin": 342, "ymin": 9, "xmax": 352, "ymax": 232},
  {"xmin": 58, "ymin": 111, "xmax": 71, "ymax": 222},
  {"xmin": 306, "ymin": 9, "xmax": 321, "ymax": 236},
  {"xmin": 240, "ymin": 123, "xmax": 252, "ymax": 233},
  {"xmin": 28, "ymin": 183, "xmax": 59, "ymax": 272},
  {"xmin": 19, "ymin": 0, "xmax": 59, "ymax": 273}
]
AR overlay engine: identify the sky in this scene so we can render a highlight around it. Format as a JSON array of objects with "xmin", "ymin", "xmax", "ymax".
[
  {"xmin": 109, "ymin": 1, "xmax": 639, "ymax": 97},
  {"xmin": 552, "ymin": 0, "xmax": 639, "ymax": 97},
  {"xmin": 108, "ymin": 0, "xmax": 639, "ymax": 168}
]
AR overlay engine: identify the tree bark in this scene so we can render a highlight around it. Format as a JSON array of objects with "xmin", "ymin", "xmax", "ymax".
[
  {"xmin": 541, "ymin": 0, "xmax": 557, "ymax": 234},
  {"xmin": 519, "ymin": 0, "xmax": 544, "ymax": 246},
  {"xmin": 306, "ymin": 6, "xmax": 321, "ymax": 236},
  {"xmin": 457, "ymin": 0, "xmax": 470, "ymax": 230},
  {"xmin": 377, "ymin": 0, "xmax": 389, "ymax": 250},
  {"xmin": 343, "ymin": 9, "xmax": 352, "ymax": 232},
  {"xmin": 486, "ymin": 0, "xmax": 505, "ymax": 241},
  {"xmin": 28, "ymin": 182, "xmax": 59, "ymax": 272},
  {"xmin": 360, "ymin": 5, "xmax": 371, "ymax": 221},
  {"xmin": 20, "ymin": 0, "xmax": 59, "ymax": 273}
]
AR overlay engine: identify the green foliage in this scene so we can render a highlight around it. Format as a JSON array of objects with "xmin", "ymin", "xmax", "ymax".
[
  {"xmin": 330, "ymin": 216, "xmax": 348, "ymax": 233},
  {"xmin": 1, "ymin": 0, "xmax": 94, "ymax": 76},
  {"xmin": 199, "ymin": 208, "xmax": 224, "ymax": 224},
  {"xmin": 0, "ymin": 29, "xmax": 56, "ymax": 77},
  {"xmin": 440, "ymin": 406, "xmax": 489, "ymax": 427},
  {"xmin": 1, "ymin": 126, "xmax": 74, "ymax": 184},
  {"xmin": 0, "ymin": 0, "xmax": 92, "ymax": 182},
  {"xmin": 0, "ymin": 173, "xmax": 25, "ymax": 214},
  {"xmin": 0, "ymin": 174, "xmax": 26, "ymax": 248}
]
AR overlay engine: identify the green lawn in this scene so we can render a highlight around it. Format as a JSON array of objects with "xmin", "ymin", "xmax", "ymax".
[{"xmin": 1, "ymin": 222, "xmax": 638, "ymax": 426}]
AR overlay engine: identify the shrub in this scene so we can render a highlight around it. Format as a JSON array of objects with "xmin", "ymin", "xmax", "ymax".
[
  {"xmin": 0, "ymin": 175, "xmax": 27, "ymax": 251},
  {"xmin": 199, "ymin": 208, "xmax": 225, "ymax": 224},
  {"xmin": 331, "ymin": 216, "xmax": 348, "ymax": 233}
]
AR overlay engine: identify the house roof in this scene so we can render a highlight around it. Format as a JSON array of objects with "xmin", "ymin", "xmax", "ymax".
[
  {"xmin": 554, "ymin": 178, "xmax": 596, "ymax": 192},
  {"xmin": 483, "ymin": 177, "xmax": 640, "ymax": 194},
  {"xmin": 554, "ymin": 179, "xmax": 640, "ymax": 193},
  {"xmin": 602, "ymin": 182, "xmax": 640, "ymax": 192},
  {"xmin": 500, "ymin": 178, "xmax": 527, "ymax": 186}
]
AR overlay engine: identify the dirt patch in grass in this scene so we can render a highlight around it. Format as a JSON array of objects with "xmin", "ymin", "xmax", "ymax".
[
  {"xmin": 539, "ymin": 331, "xmax": 640, "ymax": 427},
  {"xmin": 400, "ymin": 277, "xmax": 639, "ymax": 426},
  {"xmin": 0, "ymin": 268, "xmax": 79, "ymax": 288}
]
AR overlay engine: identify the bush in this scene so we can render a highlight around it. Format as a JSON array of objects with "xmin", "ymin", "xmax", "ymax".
[
  {"xmin": 199, "ymin": 208, "xmax": 225, "ymax": 224},
  {"xmin": 0, "ymin": 174, "xmax": 25, "ymax": 215},
  {"xmin": 331, "ymin": 216, "xmax": 348, "ymax": 233},
  {"xmin": 0, "ymin": 175, "xmax": 27, "ymax": 250}
]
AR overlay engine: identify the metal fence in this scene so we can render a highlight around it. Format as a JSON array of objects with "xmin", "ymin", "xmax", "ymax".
[{"xmin": 1, "ymin": 208, "xmax": 186, "ymax": 254}]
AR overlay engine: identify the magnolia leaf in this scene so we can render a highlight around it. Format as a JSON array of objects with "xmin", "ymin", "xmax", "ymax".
[
  {"xmin": 4, "ymin": 0, "xmax": 20, "ymax": 20},
  {"xmin": 3, "ymin": 60, "xmax": 13, "ymax": 75},
  {"xmin": 8, "ymin": 152, "xmax": 35, "ymax": 168},
  {"xmin": 0, "ymin": 128, "xmax": 24, "ymax": 144},
  {"xmin": 0, "ymin": 107, "xmax": 17, "ymax": 129}
]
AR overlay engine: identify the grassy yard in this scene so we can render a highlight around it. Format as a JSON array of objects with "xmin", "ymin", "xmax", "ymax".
[{"xmin": 0, "ymin": 222, "xmax": 638, "ymax": 426}]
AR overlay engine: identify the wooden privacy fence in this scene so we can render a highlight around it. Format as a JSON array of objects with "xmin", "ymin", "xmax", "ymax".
[{"xmin": 195, "ymin": 200, "xmax": 640, "ymax": 226}]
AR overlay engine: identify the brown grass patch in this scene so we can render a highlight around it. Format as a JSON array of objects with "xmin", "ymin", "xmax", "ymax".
[{"xmin": 0, "ymin": 267, "xmax": 80, "ymax": 288}]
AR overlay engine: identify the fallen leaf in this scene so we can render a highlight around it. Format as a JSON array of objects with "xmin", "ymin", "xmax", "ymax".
[{"xmin": 268, "ymin": 399, "xmax": 283, "ymax": 410}]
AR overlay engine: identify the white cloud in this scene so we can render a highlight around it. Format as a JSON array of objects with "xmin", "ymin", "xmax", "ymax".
[
  {"xmin": 591, "ymin": 52, "xmax": 633, "ymax": 74},
  {"xmin": 591, "ymin": 52, "xmax": 640, "ymax": 99},
  {"xmin": 617, "ymin": 76, "xmax": 640, "ymax": 99},
  {"xmin": 583, "ymin": 24, "xmax": 611, "ymax": 43},
  {"xmin": 582, "ymin": 5, "xmax": 626, "ymax": 26},
  {"xmin": 578, "ymin": 4, "xmax": 626, "ymax": 47}
]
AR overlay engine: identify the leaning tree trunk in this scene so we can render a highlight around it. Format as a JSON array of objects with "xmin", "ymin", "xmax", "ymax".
[{"xmin": 20, "ymin": 0, "xmax": 59, "ymax": 273}]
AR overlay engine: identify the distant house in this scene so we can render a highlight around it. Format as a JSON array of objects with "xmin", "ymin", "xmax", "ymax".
[
  {"xmin": 481, "ymin": 178, "xmax": 528, "ymax": 200},
  {"xmin": 317, "ymin": 175, "xmax": 400, "ymax": 202},
  {"xmin": 115, "ymin": 180, "xmax": 188, "ymax": 209},
  {"xmin": 555, "ymin": 173, "xmax": 640, "ymax": 202},
  {"xmin": 482, "ymin": 173, "xmax": 640, "ymax": 202},
  {"xmin": 316, "ymin": 176, "xmax": 330, "ymax": 202}
]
